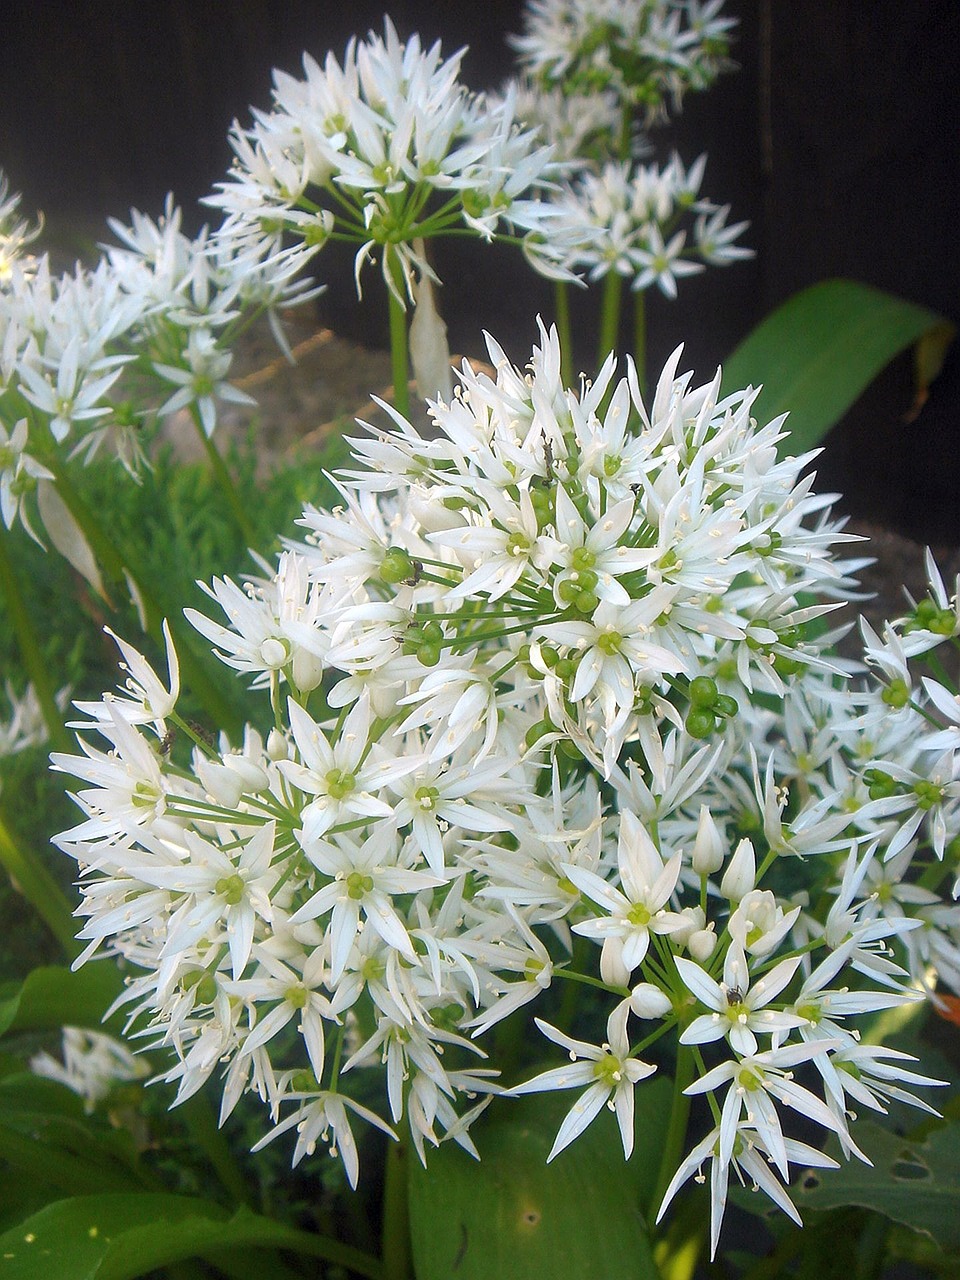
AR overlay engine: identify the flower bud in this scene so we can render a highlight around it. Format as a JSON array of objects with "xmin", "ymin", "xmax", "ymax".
[
  {"xmin": 292, "ymin": 646, "xmax": 325, "ymax": 693},
  {"xmin": 223, "ymin": 753, "xmax": 269, "ymax": 793},
  {"xmin": 266, "ymin": 728, "xmax": 289, "ymax": 761},
  {"xmin": 729, "ymin": 888, "xmax": 784, "ymax": 957},
  {"xmin": 720, "ymin": 837, "xmax": 756, "ymax": 903},
  {"xmin": 671, "ymin": 905, "xmax": 705, "ymax": 948},
  {"xmin": 630, "ymin": 982, "xmax": 673, "ymax": 1019},
  {"xmin": 196, "ymin": 759, "xmax": 244, "ymax": 809},
  {"xmin": 600, "ymin": 936, "xmax": 630, "ymax": 987},
  {"xmin": 687, "ymin": 925, "xmax": 718, "ymax": 963},
  {"xmin": 692, "ymin": 804, "xmax": 724, "ymax": 876},
  {"xmin": 259, "ymin": 636, "xmax": 290, "ymax": 669}
]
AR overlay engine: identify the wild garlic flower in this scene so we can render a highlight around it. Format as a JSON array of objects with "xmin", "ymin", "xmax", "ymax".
[
  {"xmin": 492, "ymin": 74, "xmax": 623, "ymax": 170},
  {"xmin": 0, "ymin": 678, "xmax": 69, "ymax": 758},
  {"xmin": 525, "ymin": 155, "xmax": 751, "ymax": 294},
  {"xmin": 31, "ymin": 1026, "xmax": 148, "ymax": 1113},
  {"xmin": 0, "ymin": 182, "xmax": 316, "ymax": 560},
  {"xmin": 511, "ymin": 0, "xmax": 736, "ymax": 124},
  {"xmin": 53, "ymin": 325, "xmax": 951, "ymax": 1242},
  {"xmin": 0, "ymin": 169, "xmax": 42, "ymax": 283},
  {"xmin": 207, "ymin": 19, "xmax": 557, "ymax": 304}
]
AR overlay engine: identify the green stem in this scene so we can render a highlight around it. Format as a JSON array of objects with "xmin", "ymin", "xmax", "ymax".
[
  {"xmin": 598, "ymin": 270, "xmax": 624, "ymax": 367},
  {"xmin": 553, "ymin": 966, "xmax": 629, "ymax": 997},
  {"xmin": 554, "ymin": 280, "xmax": 573, "ymax": 384},
  {"xmin": 189, "ymin": 406, "xmax": 258, "ymax": 548},
  {"xmin": 382, "ymin": 1137, "xmax": 411, "ymax": 1280},
  {"xmin": 633, "ymin": 287, "xmax": 647, "ymax": 397},
  {"xmin": 0, "ymin": 522, "xmax": 71, "ymax": 753},
  {"xmin": 387, "ymin": 253, "xmax": 411, "ymax": 420},
  {"xmin": 649, "ymin": 1043, "xmax": 696, "ymax": 1224},
  {"xmin": 0, "ymin": 805, "xmax": 77, "ymax": 955}
]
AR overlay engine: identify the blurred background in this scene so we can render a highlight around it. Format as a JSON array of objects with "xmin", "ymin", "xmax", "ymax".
[{"xmin": 2, "ymin": 0, "xmax": 957, "ymax": 541}]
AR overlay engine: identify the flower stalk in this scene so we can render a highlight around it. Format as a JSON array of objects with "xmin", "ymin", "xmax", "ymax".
[
  {"xmin": 387, "ymin": 255, "xmax": 411, "ymax": 420},
  {"xmin": 189, "ymin": 405, "xmax": 257, "ymax": 548},
  {"xmin": 554, "ymin": 280, "xmax": 573, "ymax": 384},
  {"xmin": 382, "ymin": 1138, "xmax": 411, "ymax": 1280},
  {"xmin": 649, "ymin": 1042, "xmax": 696, "ymax": 1224}
]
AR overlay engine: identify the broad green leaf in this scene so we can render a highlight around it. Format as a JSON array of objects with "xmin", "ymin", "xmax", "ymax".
[
  {"xmin": 0, "ymin": 1073, "xmax": 150, "ymax": 1197},
  {"xmin": 0, "ymin": 963, "xmax": 125, "ymax": 1039},
  {"xmin": 0, "ymin": 1195, "xmax": 384, "ymax": 1280},
  {"xmin": 0, "ymin": 1167, "xmax": 56, "ymax": 1234},
  {"xmin": 794, "ymin": 1120, "xmax": 960, "ymax": 1250},
  {"xmin": 409, "ymin": 1080, "xmax": 672, "ymax": 1280},
  {"xmin": 0, "ymin": 1194, "xmax": 227, "ymax": 1280},
  {"xmin": 724, "ymin": 279, "xmax": 955, "ymax": 455}
]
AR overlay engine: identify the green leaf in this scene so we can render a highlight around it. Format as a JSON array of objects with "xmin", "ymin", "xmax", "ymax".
[
  {"xmin": 724, "ymin": 279, "xmax": 955, "ymax": 454},
  {"xmin": 0, "ymin": 1195, "xmax": 384, "ymax": 1280},
  {"xmin": 409, "ymin": 1081, "xmax": 672, "ymax": 1280},
  {"xmin": 0, "ymin": 964, "xmax": 125, "ymax": 1039},
  {"xmin": 0, "ymin": 1072, "xmax": 151, "ymax": 1199},
  {"xmin": 794, "ymin": 1120, "xmax": 960, "ymax": 1250}
]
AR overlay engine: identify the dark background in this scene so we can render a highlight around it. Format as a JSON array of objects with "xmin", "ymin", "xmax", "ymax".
[{"xmin": 3, "ymin": 1, "xmax": 957, "ymax": 541}]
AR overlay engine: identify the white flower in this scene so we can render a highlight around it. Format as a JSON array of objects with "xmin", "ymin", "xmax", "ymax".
[
  {"xmin": 657, "ymin": 1124, "xmax": 838, "ymax": 1259},
  {"xmin": 685, "ymin": 1040, "xmax": 852, "ymax": 1184},
  {"xmin": 31, "ymin": 1027, "xmax": 148, "ymax": 1112},
  {"xmin": 288, "ymin": 822, "xmax": 444, "ymax": 981},
  {"xmin": 253, "ymin": 1088, "xmax": 395, "ymax": 1187},
  {"xmin": 512, "ymin": 1006, "xmax": 656, "ymax": 1160},
  {"xmin": 278, "ymin": 697, "xmax": 418, "ymax": 845},
  {"xmin": 563, "ymin": 809, "xmax": 686, "ymax": 973},
  {"xmin": 677, "ymin": 943, "xmax": 805, "ymax": 1056}
]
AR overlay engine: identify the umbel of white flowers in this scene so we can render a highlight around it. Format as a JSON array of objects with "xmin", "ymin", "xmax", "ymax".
[{"xmin": 54, "ymin": 325, "xmax": 952, "ymax": 1252}]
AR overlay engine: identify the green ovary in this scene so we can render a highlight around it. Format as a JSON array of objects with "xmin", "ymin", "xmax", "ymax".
[
  {"xmin": 597, "ymin": 630, "xmax": 623, "ymax": 656},
  {"xmin": 627, "ymin": 901, "xmax": 651, "ymax": 926},
  {"xmin": 346, "ymin": 871, "xmax": 374, "ymax": 900},
  {"xmin": 593, "ymin": 1052, "xmax": 622, "ymax": 1087},
  {"xmin": 325, "ymin": 768, "xmax": 356, "ymax": 800},
  {"xmin": 215, "ymin": 873, "xmax": 245, "ymax": 905},
  {"xmin": 415, "ymin": 784, "xmax": 440, "ymax": 811}
]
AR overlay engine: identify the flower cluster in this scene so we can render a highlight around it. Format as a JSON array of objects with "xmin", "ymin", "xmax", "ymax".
[
  {"xmin": 0, "ymin": 177, "xmax": 315, "ymax": 553},
  {"xmin": 206, "ymin": 19, "xmax": 557, "ymax": 303},
  {"xmin": 525, "ymin": 153, "xmax": 752, "ymax": 294},
  {"xmin": 0, "ymin": 172, "xmax": 43, "ymax": 283},
  {"xmin": 504, "ymin": 1, "xmax": 750, "ymax": 303},
  {"xmin": 31, "ymin": 1025, "xmax": 148, "ymax": 1114},
  {"xmin": 0, "ymin": 680, "xmax": 70, "ymax": 763},
  {"xmin": 55, "ymin": 326, "xmax": 950, "ymax": 1246},
  {"xmin": 512, "ymin": 0, "xmax": 736, "ymax": 122}
]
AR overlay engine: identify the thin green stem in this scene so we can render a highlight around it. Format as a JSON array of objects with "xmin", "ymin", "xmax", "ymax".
[
  {"xmin": 189, "ymin": 407, "xmax": 257, "ymax": 547},
  {"xmin": 553, "ymin": 966, "xmax": 629, "ymax": 998},
  {"xmin": 649, "ymin": 1043, "xmax": 696, "ymax": 1224},
  {"xmin": 634, "ymin": 287, "xmax": 647, "ymax": 396},
  {"xmin": 598, "ymin": 270, "xmax": 624, "ymax": 368},
  {"xmin": 0, "ymin": 523, "xmax": 71, "ymax": 753},
  {"xmin": 0, "ymin": 805, "xmax": 77, "ymax": 955},
  {"xmin": 387, "ymin": 252, "xmax": 411, "ymax": 420},
  {"xmin": 381, "ymin": 1136, "xmax": 411, "ymax": 1280},
  {"xmin": 554, "ymin": 280, "xmax": 573, "ymax": 383}
]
